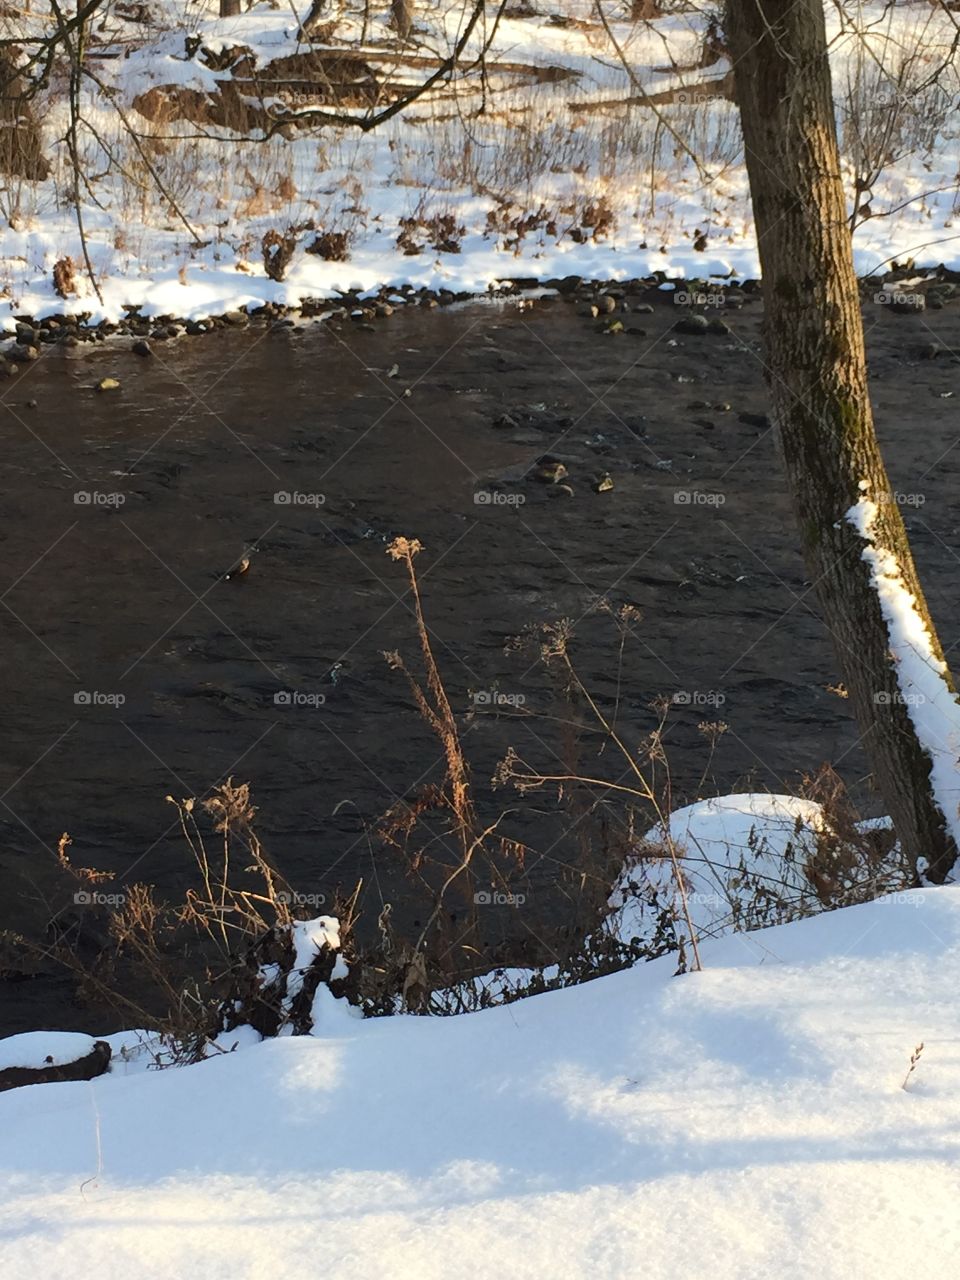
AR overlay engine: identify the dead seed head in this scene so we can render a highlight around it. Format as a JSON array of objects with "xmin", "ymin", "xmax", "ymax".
[
  {"xmin": 57, "ymin": 832, "xmax": 72, "ymax": 867},
  {"xmin": 165, "ymin": 795, "xmax": 195, "ymax": 812},
  {"xmin": 386, "ymin": 536, "xmax": 423, "ymax": 561},
  {"xmin": 540, "ymin": 619, "xmax": 572, "ymax": 661},
  {"xmin": 203, "ymin": 778, "xmax": 256, "ymax": 832},
  {"xmin": 616, "ymin": 603, "xmax": 643, "ymax": 632}
]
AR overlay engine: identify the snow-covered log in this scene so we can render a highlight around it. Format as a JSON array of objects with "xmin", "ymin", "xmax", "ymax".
[{"xmin": 0, "ymin": 1032, "xmax": 111, "ymax": 1092}]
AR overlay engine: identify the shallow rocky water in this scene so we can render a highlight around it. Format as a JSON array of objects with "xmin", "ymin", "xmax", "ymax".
[{"xmin": 2, "ymin": 287, "xmax": 959, "ymax": 1032}]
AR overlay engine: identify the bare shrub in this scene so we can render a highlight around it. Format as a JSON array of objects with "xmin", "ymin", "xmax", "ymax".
[
  {"xmin": 567, "ymin": 196, "xmax": 616, "ymax": 242},
  {"xmin": 498, "ymin": 610, "xmax": 704, "ymax": 970},
  {"xmin": 485, "ymin": 202, "xmax": 558, "ymax": 252},
  {"xmin": 798, "ymin": 764, "xmax": 905, "ymax": 906},
  {"xmin": 4, "ymin": 784, "xmax": 309, "ymax": 1061},
  {"xmin": 52, "ymin": 257, "xmax": 77, "ymax": 298},
  {"xmin": 397, "ymin": 211, "xmax": 466, "ymax": 255},
  {"xmin": 837, "ymin": 3, "xmax": 960, "ymax": 228},
  {"xmin": 262, "ymin": 226, "xmax": 298, "ymax": 280},
  {"xmin": 306, "ymin": 229, "xmax": 350, "ymax": 261},
  {"xmin": 325, "ymin": 543, "xmax": 662, "ymax": 1015},
  {"xmin": 4, "ymin": 584, "xmax": 909, "ymax": 1038},
  {"xmin": 396, "ymin": 216, "xmax": 423, "ymax": 255}
]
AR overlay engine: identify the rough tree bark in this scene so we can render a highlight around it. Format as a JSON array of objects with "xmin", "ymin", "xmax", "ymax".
[
  {"xmin": 0, "ymin": 55, "xmax": 50, "ymax": 180},
  {"xmin": 725, "ymin": 0, "xmax": 959, "ymax": 881},
  {"xmin": 219, "ymin": 0, "xmax": 242, "ymax": 15},
  {"xmin": 298, "ymin": 0, "xmax": 327, "ymax": 38},
  {"xmin": 392, "ymin": 0, "xmax": 414, "ymax": 41}
]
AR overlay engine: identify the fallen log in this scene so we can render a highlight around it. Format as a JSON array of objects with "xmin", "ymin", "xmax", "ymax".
[{"xmin": 569, "ymin": 69, "xmax": 735, "ymax": 112}]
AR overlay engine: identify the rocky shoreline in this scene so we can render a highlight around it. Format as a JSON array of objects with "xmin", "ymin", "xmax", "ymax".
[{"xmin": 2, "ymin": 263, "xmax": 958, "ymax": 376}]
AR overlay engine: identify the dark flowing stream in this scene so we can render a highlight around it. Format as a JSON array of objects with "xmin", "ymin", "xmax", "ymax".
[{"xmin": 2, "ymin": 288, "xmax": 959, "ymax": 1032}]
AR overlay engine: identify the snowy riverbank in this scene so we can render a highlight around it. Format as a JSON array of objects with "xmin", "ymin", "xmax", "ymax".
[{"xmin": 1, "ymin": 0, "xmax": 957, "ymax": 326}]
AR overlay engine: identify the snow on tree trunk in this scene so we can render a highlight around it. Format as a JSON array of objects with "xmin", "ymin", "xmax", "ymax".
[
  {"xmin": 725, "ymin": 0, "xmax": 960, "ymax": 881},
  {"xmin": 846, "ymin": 491, "xmax": 960, "ymax": 861}
]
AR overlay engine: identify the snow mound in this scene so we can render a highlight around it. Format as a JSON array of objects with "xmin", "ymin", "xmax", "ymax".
[
  {"xmin": 611, "ymin": 792, "xmax": 825, "ymax": 942},
  {"xmin": 0, "ymin": 1031, "xmax": 100, "ymax": 1072}
]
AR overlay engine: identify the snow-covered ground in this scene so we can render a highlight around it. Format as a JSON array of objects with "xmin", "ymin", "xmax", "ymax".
[
  {"xmin": 1, "ymin": 0, "xmax": 958, "ymax": 324},
  {"xmin": 2, "ymin": 881, "xmax": 959, "ymax": 1277}
]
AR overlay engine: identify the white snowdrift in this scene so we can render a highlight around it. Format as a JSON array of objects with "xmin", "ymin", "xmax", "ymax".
[{"xmin": 3, "ymin": 886, "xmax": 960, "ymax": 1277}]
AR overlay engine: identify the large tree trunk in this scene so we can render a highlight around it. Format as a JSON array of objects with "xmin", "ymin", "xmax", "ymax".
[
  {"xmin": 220, "ymin": 0, "xmax": 242, "ymax": 15},
  {"xmin": 298, "ymin": 0, "xmax": 327, "ymax": 38},
  {"xmin": 392, "ymin": 0, "xmax": 414, "ymax": 40},
  {"xmin": 725, "ymin": 0, "xmax": 960, "ymax": 882},
  {"xmin": 0, "ymin": 55, "xmax": 50, "ymax": 181}
]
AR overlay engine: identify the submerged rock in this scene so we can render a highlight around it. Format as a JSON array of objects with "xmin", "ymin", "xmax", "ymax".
[
  {"xmin": 8, "ymin": 343, "xmax": 38, "ymax": 363},
  {"xmin": 532, "ymin": 459, "xmax": 568, "ymax": 484},
  {"xmin": 738, "ymin": 411, "xmax": 770, "ymax": 429},
  {"xmin": 675, "ymin": 314, "xmax": 710, "ymax": 335},
  {"xmin": 883, "ymin": 291, "xmax": 926, "ymax": 315}
]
